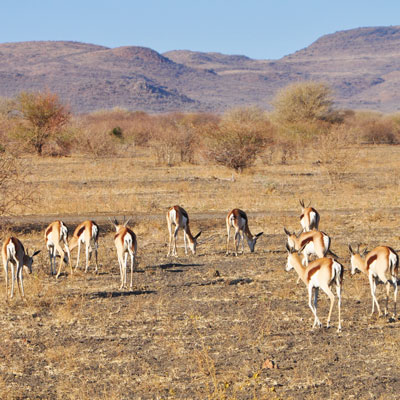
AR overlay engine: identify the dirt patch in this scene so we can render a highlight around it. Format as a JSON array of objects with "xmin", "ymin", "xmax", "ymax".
[{"xmin": 0, "ymin": 218, "xmax": 399, "ymax": 399}]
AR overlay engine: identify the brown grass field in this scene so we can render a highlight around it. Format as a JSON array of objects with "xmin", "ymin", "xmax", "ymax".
[{"xmin": 1, "ymin": 144, "xmax": 400, "ymax": 399}]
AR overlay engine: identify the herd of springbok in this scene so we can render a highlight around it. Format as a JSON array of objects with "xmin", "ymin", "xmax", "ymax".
[{"xmin": 2, "ymin": 201, "xmax": 398, "ymax": 332}]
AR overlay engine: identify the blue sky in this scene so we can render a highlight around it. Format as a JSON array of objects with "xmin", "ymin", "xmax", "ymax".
[{"xmin": 1, "ymin": 1, "xmax": 399, "ymax": 59}]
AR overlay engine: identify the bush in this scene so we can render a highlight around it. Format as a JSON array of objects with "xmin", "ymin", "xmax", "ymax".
[
  {"xmin": 314, "ymin": 124, "xmax": 360, "ymax": 186},
  {"xmin": 149, "ymin": 113, "xmax": 211, "ymax": 166},
  {"xmin": 204, "ymin": 107, "xmax": 273, "ymax": 171},
  {"xmin": 272, "ymin": 82, "xmax": 333, "ymax": 125},
  {"xmin": 81, "ymin": 109, "xmax": 154, "ymax": 147},
  {"xmin": 110, "ymin": 126, "xmax": 124, "ymax": 139},
  {"xmin": 344, "ymin": 111, "xmax": 398, "ymax": 144},
  {"xmin": 0, "ymin": 155, "xmax": 33, "ymax": 216},
  {"xmin": 73, "ymin": 122, "xmax": 119, "ymax": 157}
]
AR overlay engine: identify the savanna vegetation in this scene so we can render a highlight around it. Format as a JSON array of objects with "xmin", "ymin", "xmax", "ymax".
[{"xmin": 0, "ymin": 83, "xmax": 400, "ymax": 399}]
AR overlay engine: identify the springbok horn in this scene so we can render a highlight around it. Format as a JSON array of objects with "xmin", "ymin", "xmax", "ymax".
[{"xmin": 124, "ymin": 217, "xmax": 132, "ymax": 227}]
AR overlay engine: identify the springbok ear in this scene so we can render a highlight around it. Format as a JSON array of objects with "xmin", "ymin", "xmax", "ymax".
[
  {"xmin": 255, "ymin": 232, "xmax": 263, "ymax": 238},
  {"xmin": 283, "ymin": 227, "xmax": 290, "ymax": 236},
  {"xmin": 32, "ymin": 250, "xmax": 41, "ymax": 257},
  {"xmin": 361, "ymin": 247, "xmax": 368, "ymax": 257},
  {"xmin": 194, "ymin": 231, "xmax": 202, "ymax": 239},
  {"xmin": 285, "ymin": 242, "xmax": 291, "ymax": 253},
  {"xmin": 348, "ymin": 244, "xmax": 354, "ymax": 255},
  {"xmin": 307, "ymin": 201, "xmax": 311, "ymax": 208}
]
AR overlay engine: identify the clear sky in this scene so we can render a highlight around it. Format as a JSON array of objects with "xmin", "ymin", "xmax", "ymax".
[{"xmin": 1, "ymin": 0, "xmax": 399, "ymax": 60}]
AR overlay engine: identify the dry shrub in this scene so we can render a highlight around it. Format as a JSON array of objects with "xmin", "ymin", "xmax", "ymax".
[
  {"xmin": 204, "ymin": 107, "xmax": 273, "ymax": 171},
  {"xmin": 151, "ymin": 118, "xmax": 180, "ymax": 166},
  {"xmin": 0, "ymin": 155, "xmax": 34, "ymax": 216},
  {"xmin": 125, "ymin": 111, "xmax": 156, "ymax": 146},
  {"xmin": 79, "ymin": 108, "xmax": 154, "ymax": 147},
  {"xmin": 272, "ymin": 81, "xmax": 333, "ymax": 125},
  {"xmin": 265, "ymin": 119, "xmax": 331, "ymax": 165},
  {"xmin": 73, "ymin": 109, "xmax": 213, "ymax": 161},
  {"xmin": 72, "ymin": 120, "xmax": 120, "ymax": 157},
  {"xmin": 149, "ymin": 113, "xmax": 210, "ymax": 166},
  {"xmin": 344, "ymin": 111, "xmax": 398, "ymax": 144},
  {"xmin": 315, "ymin": 124, "xmax": 360, "ymax": 186}
]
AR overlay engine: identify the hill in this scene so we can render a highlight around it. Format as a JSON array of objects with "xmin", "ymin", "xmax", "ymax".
[{"xmin": 1, "ymin": 27, "xmax": 400, "ymax": 112}]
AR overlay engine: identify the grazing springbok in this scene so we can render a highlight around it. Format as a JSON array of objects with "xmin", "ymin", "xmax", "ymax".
[
  {"xmin": 299, "ymin": 200, "xmax": 320, "ymax": 232},
  {"xmin": 110, "ymin": 217, "xmax": 137, "ymax": 289},
  {"xmin": 284, "ymin": 228, "xmax": 332, "ymax": 266},
  {"xmin": 45, "ymin": 220, "xmax": 71, "ymax": 278},
  {"xmin": 226, "ymin": 209, "xmax": 263, "ymax": 256},
  {"xmin": 286, "ymin": 243, "xmax": 343, "ymax": 332},
  {"xmin": 349, "ymin": 244, "xmax": 398, "ymax": 317},
  {"xmin": 167, "ymin": 206, "xmax": 201, "ymax": 257},
  {"xmin": 69, "ymin": 220, "xmax": 99, "ymax": 273},
  {"xmin": 2, "ymin": 237, "xmax": 40, "ymax": 300}
]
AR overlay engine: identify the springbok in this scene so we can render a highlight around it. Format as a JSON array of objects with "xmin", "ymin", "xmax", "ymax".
[
  {"xmin": 226, "ymin": 209, "xmax": 263, "ymax": 256},
  {"xmin": 349, "ymin": 244, "xmax": 398, "ymax": 317},
  {"xmin": 110, "ymin": 217, "xmax": 137, "ymax": 289},
  {"xmin": 284, "ymin": 228, "xmax": 332, "ymax": 266},
  {"xmin": 167, "ymin": 206, "xmax": 201, "ymax": 257},
  {"xmin": 299, "ymin": 200, "xmax": 320, "ymax": 232},
  {"xmin": 2, "ymin": 237, "xmax": 40, "ymax": 300},
  {"xmin": 45, "ymin": 220, "xmax": 71, "ymax": 278},
  {"xmin": 69, "ymin": 220, "xmax": 99, "ymax": 273},
  {"xmin": 286, "ymin": 243, "xmax": 343, "ymax": 332}
]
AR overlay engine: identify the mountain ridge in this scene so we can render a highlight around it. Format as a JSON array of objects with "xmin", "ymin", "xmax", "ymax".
[{"xmin": 1, "ymin": 26, "xmax": 400, "ymax": 113}]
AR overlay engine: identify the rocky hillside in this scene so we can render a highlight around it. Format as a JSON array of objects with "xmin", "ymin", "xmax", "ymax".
[{"xmin": 1, "ymin": 26, "xmax": 400, "ymax": 113}]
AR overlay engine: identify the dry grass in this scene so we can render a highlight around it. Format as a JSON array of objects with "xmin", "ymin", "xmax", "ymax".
[{"xmin": 0, "ymin": 144, "xmax": 400, "ymax": 398}]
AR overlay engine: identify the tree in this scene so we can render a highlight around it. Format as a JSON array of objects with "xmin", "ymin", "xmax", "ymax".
[
  {"xmin": 16, "ymin": 91, "xmax": 70, "ymax": 155},
  {"xmin": 272, "ymin": 82, "xmax": 333, "ymax": 125}
]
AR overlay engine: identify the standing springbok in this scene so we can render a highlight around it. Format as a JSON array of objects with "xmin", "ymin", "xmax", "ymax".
[
  {"xmin": 349, "ymin": 244, "xmax": 398, "ymax": 317},
  {"xmin": 284, "ymin": 228, "xmax": 332, "ymax": 266},
  {"xmin": 69, "ymin": 220, "xmax": 99, "ymax": 273},
  {"xmin": 110, "ymin": 217, "xmax": 137, "ymax": 289},
  {"xmin": 299, "ymin": 200, "xmax": 320, "ymax": 232},
  {"xmin": 286, "ymin": 243, "xmax": 343, "ymax": 332},
  {"xmin": 167, "ymin": 206, "xmax": 201, "ymax": 257},
  {"xmin": 2, "ymin": 237, "xmax": 40, "ymax": 300},
  {"xmin": 226, "ymin": 209, "xmax": 263, "ymax": 256},
  {"xmin": 45, "ymin": 220, "xmax": 71, "ymax": 278}
]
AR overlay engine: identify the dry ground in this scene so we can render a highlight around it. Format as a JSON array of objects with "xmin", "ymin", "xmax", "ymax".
[{"xmin": 1, "ymin": 145, "xmax": 400, "ymax": 399}]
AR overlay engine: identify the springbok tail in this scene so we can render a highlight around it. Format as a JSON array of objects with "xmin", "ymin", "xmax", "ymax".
[{"xmin": 92, "ymin": 223, "xmax": 99, "ymax": 241}]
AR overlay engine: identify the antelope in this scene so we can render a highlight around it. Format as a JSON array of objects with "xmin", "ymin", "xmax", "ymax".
[
  {"xmin": 299, "ymin": 200, "xmax": 320, "ymax": 232},
  {"xmin": 2, "ymin": 237, "xmax": 40, "ymax": 300},
  {"xmin": 167, "ymin": 206, "xmax": 201, "ymax": 257},
  {"xmin": 286, "ymin": 243, "xmax": 343, "ymax": 332},
  {"xmin": 45, "ymin": 220, "xmax": 71, "ymax": 278},
  {"xmin": 69, "ymin": 220, "xmax": 99, "ymax": 273},
  {"xmin": 284, "ymin": 228, "xmax": 332, "ymax": 266},
  {"xmin": 226, "ymin": 209, "xmax": 263, "ymax": 256},
  {"xmin": 110, "ymin": 217, "xmax": 137, "ymax": 289},
  {"xmin": 349, "ymin": 244, "xmax": 398, "ymax": 317}
]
